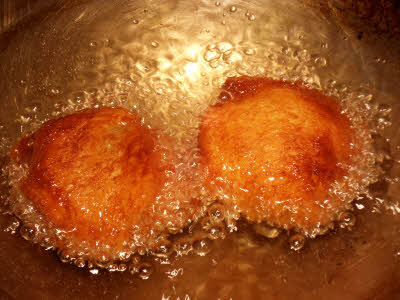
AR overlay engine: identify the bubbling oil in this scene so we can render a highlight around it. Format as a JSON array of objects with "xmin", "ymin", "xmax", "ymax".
[{"xmin": 0, "ymin": 0, "xmax": 398, "ymax": 281}]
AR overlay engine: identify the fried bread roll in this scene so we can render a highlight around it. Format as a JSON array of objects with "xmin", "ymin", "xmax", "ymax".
[
  {"xmin": 11, "ymin": 107, "xmax": 181, "ymax": 257},
  {"xmin": 199, "ymin": 77, "xmax": 354, "ymax": 234}
]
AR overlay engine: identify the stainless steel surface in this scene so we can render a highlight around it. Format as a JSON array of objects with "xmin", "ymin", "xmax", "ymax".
[{"xmin": 0, "ymin": 0, "xmax": 400, "ymax": 299}]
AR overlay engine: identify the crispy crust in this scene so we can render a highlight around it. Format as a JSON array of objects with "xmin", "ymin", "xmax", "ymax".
[
  {"xmin": 199, "ymin": 77, "xmax": 354, "ymax": 233},
  {"xmin": 11, "ymin": 107, "xmax": 169, "ymax": 253}
]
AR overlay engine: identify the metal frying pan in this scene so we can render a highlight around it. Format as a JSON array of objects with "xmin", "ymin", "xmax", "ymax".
[{"xmin": 0, "ymin": 1, "xmax": 400, "ymax": 299}]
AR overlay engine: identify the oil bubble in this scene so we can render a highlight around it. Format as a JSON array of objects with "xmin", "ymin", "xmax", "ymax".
[
  {"xmin": 151, "ymin": 41, "xmax": 159, "ymax": 48},
  {"xmin": 282, "ymin": 46, "xmax": 290, "ymax": 55},
  {"xmin": 315, "ymin": 56, "xmax": 327, "ymax": 67},
  {"xmin": 219, "ymin": 91, "xmax": 233, "ymax": 102},
  {"xmin": 289, "ymin": 234, "xmax": 305, "ymax": 251},
  {"xmin": 86, "ymin": 87, "xmax": 98, "ymax": 95},
  {"xmin": 128, "ymin": 263, "xmax": 138, "ymax": 274},
  {"xmin": 374, "ymin": 57, "xmax": 387, "ymax": 64},
  {"xmin": 130, "ymin": 254, "xmax": 142, "ymax": 266},
  {"xmin": 267, "ymin": 53, "xmax": 276, "ymax": 61},
  {"xmin": 72, "ymin": 91, "xmax": 85, "ymax": 102},
  {"xmin": 174, "ymin": 240, "xmax": 193, "ymax": 256},
  {"xmin": 58, "ymin": 250, "xmax": 74, "ymax": 263},
  {"xmin": 153, "ymin": 241, "xmax": 173, "ymax": 258},
  {"xmin": 378, "ymin": 104, "xmax": 392, "ymax": 117},
  {"xmin": 19, "ymin": 225, "xmax": 36, "ymax": 241},
  {"xmin": 217, "ymin": 42, "xmax": 233, "ymax": 53},
  {"xmin": 89, "ymin": 269, "xmax": 99, "ymax": 275},
  {"xmin": 167, "ymin": 224, "xmax": 181, "ymax": 235},
  {"xmin": 355, "ymin": 202, "xmax": 365, "ymax": 210},
  {"xmin": 201, "ymin": 216, "xmax": 212, "ymax": 230},
  {"xmin": 230, "ymin": 211, "xmax": 240, "ymax": 221},
  {"xmin": 138, "ymin": 263, "xmax": 153, "ymax": 280},
  {"xmin": 50, "ymin": 87, "xmax": 62, "ymax": 95},
  {"xmin": 223, "ymin": 51, "xmax": 242, "ymax": 64},
  {"xmin": 25, "ymin": 102, "xmax": 43, "ymax": 113},
  {"xmin": 40, "ymin": 237, "xmax": 54, "ymax": 250},
  {"xmin": 17, "ymin": 115, "xmax": 31, "ymax": 124},
  {"xmin": 253, "ymin": 223, "xmax": 280, "ymax": 239},
  {"xmin": 215, "ymin": 1, "xmax": 220, "ymax": 6},
  {"xmin": 6, "ymin": 217, "xmax": 20, "ymax": 234},
  {"xmin": 296, "ymin": 49, "xmax": 310, "ymax": 62},
  {"xmin": 206, "ymin": 224, "xmax": 226, "ymax": 240},
  {"xmin": 207, "ymin": 44, "xmax": 216, "ymax": 50},
  {"xmin": 339, "ymin": 211, "xmax": 356, "ymax": 228},
  {"xmin": 230, "ymin": 6, "xmax": 237, "ymax": 13},
  {"xmin": 193, "ymin": 238, "xmax": 213, "ymax": 256},
  {"xmin": 118, "ymin": 263, "xmax": 127, "ymax": 272},
  {"xmin": 210, "ymin": 59, "xmax": 220, "ymax": 68},
  {"xmin": 204, "ymin": 49, "xmax": 221, "ymax": 62},
  {"xmin": 317, "ymin": 223, "xmax": 334, "ymax": 236},
  {"xmin": 132, "ymin": 19, "xmax": 139, "ymax": 24},
  {"xmin": 248, "ymin": 14, "xmax": 256, "ymax": 21},
  {"xmin": 118, "ymin": 251, "xmax": 131, "ymax": 262},
  {"xmin": 136, "ymin": 59, "xmax": 157, "ymax": 74},
  {"xmin": 107, "ymin": 262, "xmax": 118, "ymax": 272},
  {"xmin": 74, "ymin": 257, "xmax": 86, "ymax": 268},
  {"xmin": 244, "ymin": 48, "xmax": 255, "ymax": 56},
  {"xmin": 138, "ymin": 247, "xmax": 147, "ymax": 256},
  {"xmin": 95, "ymin": 256, "xmax": 110, "ymax": 268}
]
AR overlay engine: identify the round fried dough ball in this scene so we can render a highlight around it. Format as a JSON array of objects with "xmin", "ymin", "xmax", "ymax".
[
  {"xmin": 199, "ymin": 77, "xmax": 354, "ymax": 235},
  {"xmin": 11, "ymin": 107, "xmax": 173, "ymax": 257}
]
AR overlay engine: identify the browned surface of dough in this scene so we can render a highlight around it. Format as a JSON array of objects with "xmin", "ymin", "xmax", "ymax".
[
  {"xmin": 199, "ymin": 77, "xmax": 354, "ymax": 233},
  {"xmin": 11, "ymin": 107, "xmax": 170, "ymax": 253}
]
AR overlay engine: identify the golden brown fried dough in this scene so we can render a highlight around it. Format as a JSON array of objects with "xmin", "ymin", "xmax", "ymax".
[
  {"xmin": 199, "ymin": 77, "xmax": 354, "ymax": 234},
  {"xmin": 11, "ymin": 107, "xmax": 172, "ymax": 255}
]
